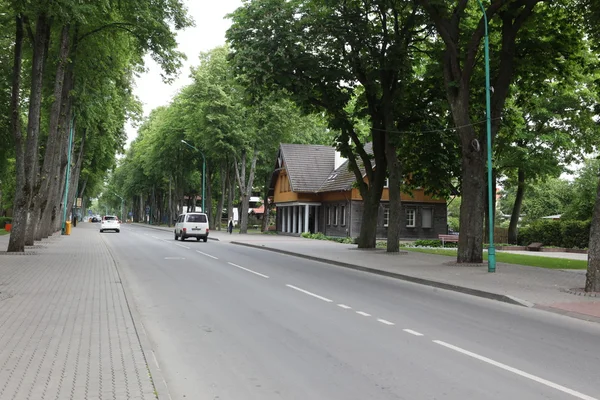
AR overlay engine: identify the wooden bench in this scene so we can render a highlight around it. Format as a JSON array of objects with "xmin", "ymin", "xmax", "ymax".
[
  {"xmin": 527, "ymin": 242, "xmax": 543, "ymax": 251},
  {"xmin": 438, "ymin": 234, "xmax": 459, "ymax": 247}
]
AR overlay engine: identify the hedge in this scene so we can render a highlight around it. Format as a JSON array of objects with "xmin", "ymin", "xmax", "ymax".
[{"xmin": 517, "ymin": 220, "xmax": 590, "ymax": 249}]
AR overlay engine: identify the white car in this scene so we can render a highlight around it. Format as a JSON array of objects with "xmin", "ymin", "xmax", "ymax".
[
  {"xmin": 100, "ymin": 215, "xmax": 121, "ymax": 233},
  {"xmin": 174, "ymin": 212, "xmax": 209, "ymax": 242}
]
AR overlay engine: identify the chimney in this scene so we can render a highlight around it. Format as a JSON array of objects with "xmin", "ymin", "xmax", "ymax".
[{"xmin": 334, "ymin": 151, "xmax": 347, "ymax": 170}]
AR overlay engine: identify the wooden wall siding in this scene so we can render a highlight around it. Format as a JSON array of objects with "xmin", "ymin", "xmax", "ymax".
[
  {"xmin": 350, "ymin": 187, "xmax": 445, "ymax": 203},
  {"xmin": 321, "ymin": 201, "xmax": 351, "ymax": 237}
]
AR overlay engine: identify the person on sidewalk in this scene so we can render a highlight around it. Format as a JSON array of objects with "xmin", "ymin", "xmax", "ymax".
[{"xmin": 228, "ymin": 218, "xmax": 234, "ymax": 234}]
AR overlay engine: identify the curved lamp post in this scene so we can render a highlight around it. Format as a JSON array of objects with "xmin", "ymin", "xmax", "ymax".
[
  {"xmin": 181, "ymin": 140, "xmax": 206, "ymax": 213},
  {"xmin": 476, "ymin": 0, "xmax": 496, "ymax": 273}
]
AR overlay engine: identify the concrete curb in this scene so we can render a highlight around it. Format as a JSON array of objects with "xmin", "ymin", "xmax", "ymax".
[
  {"xmin": 130, "ymin": 223, "xmax": 220, "ymax": 241},
  {"xmin": 231, "ymin": 241, "xmax": 532, "ymax": 308},
  {"xmin": 101, "ymin": 235, "xmax": 172, "ymax": 400}
]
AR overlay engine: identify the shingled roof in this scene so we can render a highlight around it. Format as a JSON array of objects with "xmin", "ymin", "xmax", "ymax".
[
  {"xmin": 279, "ymin": 144, "xmax": 336, "ymax": 192},
  {"xmin": 274, "ymin": 143, "xmax": 375, "ymax": 193}
]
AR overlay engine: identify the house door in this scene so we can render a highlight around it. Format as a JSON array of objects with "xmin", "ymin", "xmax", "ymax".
[{"xmin": 308, "ymin": 206, "xmax": 316, "ymax": 234}]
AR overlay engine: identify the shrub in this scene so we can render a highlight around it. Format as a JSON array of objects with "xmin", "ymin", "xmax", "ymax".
[
  {"xmin": 0, "ymin": 217, "xmax": 12, "ymax": 229},
  {"xmin": 517, "ymin": 219, "xmax": 591, "ymax": 249}
]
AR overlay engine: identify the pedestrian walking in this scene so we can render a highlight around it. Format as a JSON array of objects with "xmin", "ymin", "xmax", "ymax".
[{"xmin": 228, "ymin": 218, "xmax": 234, "ymax": 234}]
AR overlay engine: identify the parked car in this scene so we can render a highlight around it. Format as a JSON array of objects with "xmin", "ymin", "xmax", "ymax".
[
  {"xmin": 174, "ymin": 212, "xmax": 209, "ymax": 242},
  {"xmin": 100, "ymin": 215, "xmax": 120, "ymax": 233},
  {"xmin": 91, "ymin": 216, "xmax": 100, "ymax": 223}
]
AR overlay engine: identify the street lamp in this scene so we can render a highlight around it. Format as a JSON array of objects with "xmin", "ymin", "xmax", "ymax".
[
  {"xmin": 476, "ymin": 0, "xmax": 496, "ymax": 273},
  {"xmin": 181, "ymin": 139, "xmax": 206, "ymax": 213},
  {"xmin": 113, "ymin": 192, "xmax": 125, "ymax": 222}
]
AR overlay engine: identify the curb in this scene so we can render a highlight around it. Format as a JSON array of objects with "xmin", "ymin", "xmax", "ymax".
[
  {"xmin": 131, "ymin": 223, "xmax": 220, "ymax": 241},
  {"xmin": 231, "ymin": 241, "xmax": 532, "ymax": 308},
  {"xmin": 101, "ymin": 235, "xmax": 172, "ymax": 400}
]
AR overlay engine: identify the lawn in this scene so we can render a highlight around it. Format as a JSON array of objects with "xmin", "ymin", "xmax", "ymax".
[
  {"xmin": 404, "ymin": 248, "xmax": 587, "ymax": 270},
  {"xmin": 0, "ymin": 230, "xmax": 9, "ymax": 236}
]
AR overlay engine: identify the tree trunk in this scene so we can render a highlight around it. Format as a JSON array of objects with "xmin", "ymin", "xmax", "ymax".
[
  {"xmin": 13, "ymin": 14, "xmax": 49, "ymax": 249},
  {"xmin": 585, "ymin": 178, "xmax": 600, "ymax": 292},
  {"xmin": 261, "ymin": 175, "xmax": 270, "ymax": 233},
  {"xmin": 508, "ymin": 168, "xmax": 525, "ymax": 244},
  {"xmin": 205, "ymin": 163, "xmax": 213, "ymax": 228},
  {"xmin": 234, "ymin": 149, "xmax": 258, "ymax": 234},
  {"xmin": 227, "ymin": 163, "xmax": 234, "ymax": 222},
  {"xmin": 385, "ymin": 133, "xmax": 402, "ymax": 253},
  {"xmin": 216, "ymin": 163, "xmax": 227, "ymax": 230},
  {"xmin": 7, "ymin": 14, "xmax": 25, "ymax": 252},
  {"xmin": 357, "ymin": 191, "xmax": 381, "ymax": 248},
  {"xmin": 457, "ymin": 150, "xmax": 486, "ymax": 264},
  {"xmin": 34, "ymin": 24, "xmax": 71, "ymax": 240}
]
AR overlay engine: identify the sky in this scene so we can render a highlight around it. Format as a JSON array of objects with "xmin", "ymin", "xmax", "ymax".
[{"xmin": 124, "ymin": 0, "xmax": 243, "ymax": 147}]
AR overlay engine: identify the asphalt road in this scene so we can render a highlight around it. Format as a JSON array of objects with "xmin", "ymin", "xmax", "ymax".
[{"xmin": 99, "ymin": 223, "xmax": 600, "ymax": 400}]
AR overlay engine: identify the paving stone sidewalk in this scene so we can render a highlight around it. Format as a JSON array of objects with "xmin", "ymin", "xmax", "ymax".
[{"xmin": 0, "ymin": 227, "xmax": 156, "ymax": 400}]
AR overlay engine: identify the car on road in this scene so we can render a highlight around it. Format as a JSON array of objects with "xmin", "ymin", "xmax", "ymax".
[
  {"xmin": 174, "ymin": 212, "xmax": 209, "ymax": 242},
  {"xmin": 100, "ymin": 215, "xmax": 121, "ymax": 233}
]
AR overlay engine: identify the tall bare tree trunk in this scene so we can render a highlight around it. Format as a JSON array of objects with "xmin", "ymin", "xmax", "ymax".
[
  {"xmin": 585, "ymin": 179, "xmax": 600, "ymax": 292},
  {"xmin": 234, "ymin": 149, "xmax": 258, "ymax": 234},
  {"xmin": 260, "ymin": 174, "xmax": 270, "ymax": 233},
  {"xmin": 216, "ymin": 163, "xmax": 227, "ymax": 230},
  {"xmin": 508, "ymin": 168, "xmax": 525, "ymax": 244},
  {"xmin": 7, "ymin": 14, "xmax": 25, "ymax": 252},
  {"xmin": 9, "ymin": 13, "xmax": 49, "ymax": 252},
  {"xmin": 385, "ymin": 131, "xmax": 402, "ymax": 253},
  {"xmin": 34, "ymin": 24, "xmax": 71, "ymax": 240},
  {"xmin": 227, "ymin": 161, "xmax": 234, "ymax": 222}
]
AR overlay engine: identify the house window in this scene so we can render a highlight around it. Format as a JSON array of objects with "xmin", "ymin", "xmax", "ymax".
[
  {"xmin": 422, "ymin": 208, "xmax": 432, "ymax": 228},
  {"xmin": 384, "ymin": 178, "xmax": 389, "ymax": 188},
  {"xmin": 327, "ymin": 207, "xmax": 331, "ymax": 225},
  {"xmin": 406, "ymin": 209, "xmax": 416, "ymax": 227},
  {"xmin": 383, "ymin": 208, "xmax": 389, "ymax": 227},
  {"xmin": 333, "ymin": 206, "xmax": 338, "ymax": 225},
  {"xmin": 341, "ymin": 206, "xmax": 346, "ymax": 226}
]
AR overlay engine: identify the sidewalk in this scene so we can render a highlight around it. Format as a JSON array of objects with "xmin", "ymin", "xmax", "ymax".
[
  {"xmin": 0, "ymin": 225, "xmax": 157, "ymax": 400},
  {"xmin": 130, "ymin": 224, "xmax": 600, "ymax": 321}
]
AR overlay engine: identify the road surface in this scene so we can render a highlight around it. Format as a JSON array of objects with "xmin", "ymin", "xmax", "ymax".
[{"xmin": 99, "ymin": 224, "xmax": 600, "ymax": 400}]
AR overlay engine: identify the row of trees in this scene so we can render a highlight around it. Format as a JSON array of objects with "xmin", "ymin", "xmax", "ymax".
[
  {"xmin": 106, "ymin": 47, "xmax": 332, "ymax": 234},
  {"xmin": 1, "ymin": 0, "xmax": 192, "ymax": 252},
  {"xmin": 224, "ymin": 0, "xmax": 600, "ymax": 291}
]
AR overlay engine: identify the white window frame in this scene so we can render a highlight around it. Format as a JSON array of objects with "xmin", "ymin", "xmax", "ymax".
[
  {"xmin": 421, "ymin": 207, "xmax": 433, "ymax": 229},
  {"xmin": 333, "ymin": 206, "xmax": 338, "ymax": 225},
  {"xmin": 383, "ymin": 208, "xmax": 390, "ymax": 227},
  {"xmin": 384, "ymin": 178, "xmax": 389, "ymax": 188},
  {"xmin": 341, "ymin": 205, "xmax": 346, "ymax": 226},
  {"xmin": 406, "ymin": 209, "xmax": 416, "ymax": 228},
  {"xmin": 327, "ymin": 207, "xmax": 331, "ymax": 226}
]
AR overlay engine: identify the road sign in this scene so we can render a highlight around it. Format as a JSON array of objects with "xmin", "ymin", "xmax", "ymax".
[
  {"xmin": 128, "ymin": 211, "xmax": 133, "ymax": 216},
  {"xmin": 76, "ymin": 197, "xmax": 82, "ymax": 207},
  {"xmin": 88, "ymin": 210, "xmax": 92, "ymax": 216}
]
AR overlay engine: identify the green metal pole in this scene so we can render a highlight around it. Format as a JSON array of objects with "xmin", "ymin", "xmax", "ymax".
[
  {"xmin": 477, "ymin": 0, "xmax": 496, "ymax": 273},
  {"xmin": 62, "ymin": 118, "xmax": 75, "ymax": 234}
]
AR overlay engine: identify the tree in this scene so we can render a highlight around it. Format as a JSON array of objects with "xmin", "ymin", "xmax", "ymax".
[
  {"xmin": 586, "ymin": 177, "xmax": 600, "ymax": 292},
  {"xmin": 5, "ymin": 0, "xmax": 191, "ymax": 251},
  {"xmin": 228, "ymin": 0, "xmax": 430, "ymax": 250},
  {"xmin": 563, "ymin": 160, "xmax": 600, "ymax": 222},
  {"xmin": 417, "ymin": 0, "xmax": 583, "ymax": 263}
]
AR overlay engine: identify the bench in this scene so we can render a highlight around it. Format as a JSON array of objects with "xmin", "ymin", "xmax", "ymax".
[
  {"xmin": 527, "ymin": 242, "xmax": 543, "ymax": 251},
  {"xmin": 438, "ymin": 234, "xmax": 459, "ymax": 247}
]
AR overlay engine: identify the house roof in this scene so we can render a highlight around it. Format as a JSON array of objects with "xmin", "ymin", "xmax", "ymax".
[
  {"xmin": 279, "ymin": 144, "xmax": 336, "ymax": 192},
  {"xmin": 270, "ymin": 143, "xmax": 375, "ymax": 194},
  {"xmin": 318, "ymin": 143, "xmax": 373, "ymax": 192}
]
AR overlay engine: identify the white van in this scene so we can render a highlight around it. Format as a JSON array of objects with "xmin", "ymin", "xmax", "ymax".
[{"xmin": 174, "ymin": 212, "xmax": 209, "ymax": 242}]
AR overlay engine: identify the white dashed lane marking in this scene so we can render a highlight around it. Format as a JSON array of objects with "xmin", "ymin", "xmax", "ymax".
[
  {"xmin": 227, "ymin": 262, "xmax": 269, "ymax": 279},
  {"xmin": 337, "ymin": 304, "xmax": 352, "ymax": 309},
  {"xmin": 286, "ymin": 285, "xmax": 333, "ymax": 303},
  {"xmin": 433, "ymin": 340, "xmax": 597, "ymax": 400},
  {"xmin": 356, "ymin": 311, "xmax": 371, "ymax": 317},
  {"xmin": 377, "ymin": 319, "xmax": 395, "ymax": 326},
  {"xmin": 403, "ymin": 329, "xmax": 424, "ymax": 336},
  {"xmin": 197, "ymin": 250, "xmax": 218, "ymax": 259}
]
